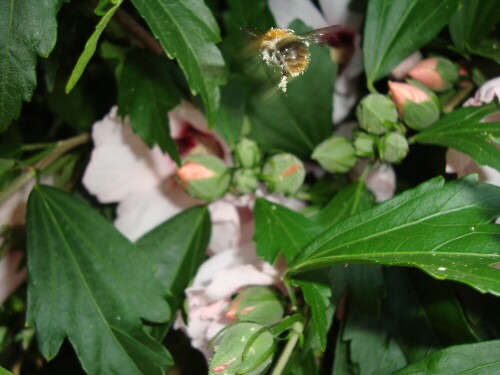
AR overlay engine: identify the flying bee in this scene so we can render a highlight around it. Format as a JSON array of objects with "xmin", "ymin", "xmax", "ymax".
[{"xmin": 242, "ymin": 25, "xmax": 340, "ymax": 92}]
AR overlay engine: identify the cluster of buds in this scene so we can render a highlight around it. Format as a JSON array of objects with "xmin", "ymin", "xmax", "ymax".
[{"xmin": 175, "ymin": 138, "xmax": 306, "ymax": 200}]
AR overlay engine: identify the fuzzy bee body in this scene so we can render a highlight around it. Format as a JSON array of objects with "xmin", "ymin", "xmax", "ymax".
[{"xmin": 242, "ymin": 26, "xmax": 339, "ymax": 92}]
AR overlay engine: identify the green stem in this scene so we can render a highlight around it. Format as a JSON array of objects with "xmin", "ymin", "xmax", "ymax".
[
  {"xmin": 270, "ymin": 322, "xmax": 304, "ymax": 375},
  {"xmin": 442, "ymin": 82, "xmax": 474, "ymax": 114},
  {"xmin": 283, "ymin": 277, "xmax": 298, "ymax": 312},
  {"xmin": 0, "ymin": 133, "xmax": 89, "ymax": 203}
]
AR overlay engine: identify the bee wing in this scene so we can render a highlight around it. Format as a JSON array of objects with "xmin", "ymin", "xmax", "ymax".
[
  {"xmin": 240, "ymin": 27, "xmax": 265, "ymax": 41},
  {"xmin": 298, "ymin": 25, "xmax": 340, "ymax": 45}
]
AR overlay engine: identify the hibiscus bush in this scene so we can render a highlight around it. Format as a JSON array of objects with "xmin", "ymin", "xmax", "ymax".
[{"xmin": 1, "ymin": 0, "xmax": 500, "ymax": 374}]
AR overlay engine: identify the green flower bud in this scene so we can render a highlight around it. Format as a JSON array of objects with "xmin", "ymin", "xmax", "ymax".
[
  {"xmin": 226, "ymin": 286, "xmax": 284, "ymax": 326},
  {"xmin": 209, "ymin": 322, "xmax": 275, "ymax": 375},
  {"xmin": 176, "ymin": 155, "xmax": 230, "ymax": 201},
  {"xmin": 262, "ymin": 153, "xmax": 305, "ymax": 195},
  {"xmin": 312, "ymin": 136, "xmax": 357, "ymax": 173},
  {"xmin": 232, "ymin": 168, "xmax": 259, "ymax": 194},
  {"xmin": 356, "ymin": 93, "xmax": 398, "ymax": 135},
  {"xmin": 379, "ymin": 132, "xmax": 409, "ymax": 163},
  {"xmin": 353, "ymin": 131, "xmax": 376, "ymax": 157},
  {"xmin": 235, "ymin": 138, "xmax": 262, "ymax": 168}
]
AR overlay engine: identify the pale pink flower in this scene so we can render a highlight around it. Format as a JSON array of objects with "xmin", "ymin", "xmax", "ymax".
[
  {"xmin": 268, "ymin": 0, "xmax": 364, "ymax": 124},
  {"xmin": 463, "ymin": 77, "xmax": 500, "ymax": 107},
  {"xmin": 391, "ymin": 52, "xmax": 422, "ymax": 80}
]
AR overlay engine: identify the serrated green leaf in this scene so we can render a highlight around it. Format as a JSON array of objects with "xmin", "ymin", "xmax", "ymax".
[
  {"xmin": 412, "ymin": 104, "xmax": 500, "ymax": 170},
  {"xmin": 393, "ymin": 339, "xmax": 500, "ymax": 375},
  {"xmin": 253, "ymin": 198, "xmax": 323, "ymax": 264},
  {"xmin": 130, "ymin": 0, "xmax": 226, "ymax": 123},
  {"xmin": 26, "ymin": 185, "xmax": 172, "ymax": 375},
  {"xmin": 136, "ymin": 205, "xmax": 210, "ymax": 314},
  {"xmin": 363, "ymin": 0, "xmax": 461, "ymax": 86},
  {"xmin": 118, "ymin": 51, "xmax": 181, "ymax": 164},
  {"xmin": 248, "ymin": 20, "xmax": 336, "ymax": 159},
  {"xmin": 293, "ymin": 280, "xmax": 332, "ymax": 351},
  {"xmin": 288, "ymin": 176, "xmax": 500, "ymax": 296},
  {"xmin": 449, "ymin": 0, "xmax": 500, "ymax": 50},
  {"xmin": 315, "ymin": 181, "xmax": 374, "ymax": 229},
  {"xmin": 66, "ymin": 0, "xmax": 122, "ymax": 93},
  {"xmin": 0, "ymin": 0, "xmax": 63, "ymax": 131}
]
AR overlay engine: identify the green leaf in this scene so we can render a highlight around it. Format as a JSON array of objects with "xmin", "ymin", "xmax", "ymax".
[
  {"xmin": 412, "ymin": 104, "xmax": 500, "ymax": 170},
  {"xmin": 118, "ymin": 51, "xmax": 181, "ymax": 164},
  {"xmin": 449, "ymin": 0, "xmax": 500, "ymax": 50},
  {"xmin": 130, "ymin": 0, "xmax": 226, "ymax": 123},
  {"xmin": 468, "ymin": 37, "xmax": 500, "ymax": 64},
  {"xmin": 248, "ymin": 20, "xmax": 336, "ymax": 159},
  {"xmin": 332, "ymin": 321, "xmax": 359, "ymax": 375},
  {"xmin": 293, "ymin": 280, "xmax": 332, "ymax": 350},
  {"xmin": 0, "ymin": 0, "xmax": 63, "ymax": 131},
  {"xmin": 315, "ymin": 181, "xmax": 374, "ymax": 229},
  {"xmin": 393, "ymin": 339, "xmax": 500, "ymax": 375},
  {"xmin": 288, "ymin": 176, "xmax": 500, "ymax": 296},
  {"xmin": 136, "ymin": 205, "xmax": 210, "ymax": 313},
  {"xmin": 65, "ymin": 1, "xmax": 122, "ymax": 93},
  {"xmin": 363, "ymin": 0, "xmax": 461, "ymax": 86},
  {"xmin": 26, "ymin": 185, "xmax": 172, "ymax": 375},
  {"xmin": 0, "ymin": 366, "xmax": 13, "ymax": 375},
  {"xmin": 253, "ymin": 198, "xmax": 323, "ymax": 264}
]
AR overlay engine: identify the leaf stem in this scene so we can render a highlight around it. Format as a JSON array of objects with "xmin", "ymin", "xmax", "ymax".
[
  {"xmin": 0, "ymin": 134, "xmax": 89, "ymax": 203},
  {"xmin": 442, "ymin": 82, "xmax": 474, "ymax": 114},
  {"xmin": 270, "ymin": 322, "xmax": 304, "ymax": 375},
  {"xmin": 283, "ymin": 277, "xmax": 298, "ymax": 312}
]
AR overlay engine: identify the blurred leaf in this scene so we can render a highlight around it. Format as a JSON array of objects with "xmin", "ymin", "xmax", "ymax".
[
  {"xmin": 66, "ymin": 0, "xmax": 122, "ymax": 93},
  {"xmin": 412, "ymin": 104, "xmax": 500, "ymax": 170},
  {"xmin": 0, "ymin": 159, "xmax": 14, "ymax": 179},
  {"xmin": 253, "ymin": 198, "xmax": 323, "ymax": 264},
  {"xmin": 293, "ymin": 280, "xmax": 332, "ymax": 350},
  {"xmin": 363, "ymin": 0, "xmax": 461, "ymax": 86},
  {"xmin": 343, "ymin": 307, "xmax": 407, "ymax": 375},
  {"xmin": 289, "ymin": 176, "xmax": 500, "ymax": 296},
  {"xmin": 449, "ymin": 0, "xmax": 500, "ymax": 49},
  {"xmin": 285, "ymin": 351, "xmax": 319, "ymax": 375},
  {"xmin": 26, "ymin": 185, "xmax": 172, "ymax": 375},
  {"xmin": 393, "ymin": 339, "xmax": 500, "ymax": 375},
  {"xmin": 136, "ymin": 206, "xmax": 210, "ymax": 314},
  {"xmin": 211, "ymin": 76, "xmax": 247, "ymax": 147},
  {"xmin": 248, "ymin": 20, "xmax": 336, "ymax": 159},
  {"xmin": 130, "ymin": 0, "xmax": 226, "ymax": 124},
  {"xmin": 118, "ymin": 51, "xmax": 181, "ymax": 164},
  {"xmin": 468, "ymin": 37, "xmax": 500, "ymax": 64},
  {"xmin": 0, "ymin": 366, "xmax": 13, "ymax": 375},
  {"xmin": 315, "ymin": 181, "xmax": 374, "ymax": 229},
  {"xmin": 332, "ymin": 321, "xmax": 359, "ymax": 375},
  {"xmin": 0, "ymin": 0, "xmax": 63, "ymax": 131}
]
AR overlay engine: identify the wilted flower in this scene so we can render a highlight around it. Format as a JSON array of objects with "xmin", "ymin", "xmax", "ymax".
[
  {"xmin": 408, "ymin": 57, "xmax": 458, "ymax": 91},
  {"xmin": 356, "ymin": 93, "xmax": 398, "ymax": 135},
  {"xmin": 262, "ymin": 153, "xmax": 305, "ymax": 195},
  {"xmin": 312, "ymin": 136, "xmax": 357, "ymax": 173},
  {"xmin": 388, "ymin": 81, "xmax": 440, "ymax": 130}
]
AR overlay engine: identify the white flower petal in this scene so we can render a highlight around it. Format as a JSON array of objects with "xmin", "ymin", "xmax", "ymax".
[
  {"xmin": 391, "ymin": 51, "xmax": 422, "ymax": 80},
  {"xmin": 365, "ymin": 163, "xmax": 396, "ymax": 202},
  {"xmin": 269, "ymin": 0, "xmax": 328, "ymax": 29},
  {"xmin": 82, "ymin": 108, "xmax": 175, "ymax": 203},
  {"xmin": 115, "ymin": 179, "xmax": 200, "ymax": 241},
  {"xmin": 208, "ymin": 200, "xmax": 241, "ymax": 254},
  {"xmin": 319, "ymin": 0, "xmax": 363, "ymax": 30}
]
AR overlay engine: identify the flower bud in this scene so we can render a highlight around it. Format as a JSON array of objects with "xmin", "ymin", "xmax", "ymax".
[
  {"xmin": 379, "ymin": 132, "xmax": 409, "ymax": 163},
  {"xmin": 408, "ymin": 57, "xmax": 458, "ymax": 91},
  {"xmin": 353, "ymin": 131, "xmax": 376, "ymax": 157},
  {"xmin": 262, "ymin": 153, "xmax": 305, "ymax": 195},
  {"xmin": 226, "ymin": 286, "xmax": 284, "ymax": 326},
  {"xmin": 232, "ymin": 168, "xmax": 259, "ymax": 194},
  {"xmin": 209, "ymin": 322, "xmax": 274, "ymax": 375},
  {"xmin": 388, "ymin": 81, "xmax": 440, "ymax": 130},
  {"xmin": 356, "ymin": 93, "xmax": 398, "ymax": 135},
  {"xmin": 235, "ymin": 138, "xmax": 262, "ymax": 168},
  {"xmin": 176, "ymin": 155, "xmax": 230, "ymax": 201},
  {"xmin": 312, "ymin": 136, "xmax": 357, "ymax": 173}
]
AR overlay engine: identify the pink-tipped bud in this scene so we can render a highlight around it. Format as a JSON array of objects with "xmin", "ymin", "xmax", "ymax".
[
  {"xmin": 388, "ymin": 81, "xmax": 440, "ymax": 130},
  {"xmin": 408, "ymin": 57, "xmax": 458, "ymax": 91},
  {"xmin": 176, "ymin": 161, "xmax": 215, "ymax": 182}
]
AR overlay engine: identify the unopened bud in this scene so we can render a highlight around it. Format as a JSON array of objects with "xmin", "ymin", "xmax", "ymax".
[
  {"xmin": 388, "ymin": 81, "xmax": 440, "ymax": 130},
  {"xmin": 262, "ymin": 153, "xmax": 305, "ymax": 195},
  {"xmin": 356, "ymin": 93, "xmax": 398, "ymax": 135},
  {"xmin": 353, "ymin": 131, "xmax": 376, "ymax": 157},
  {"xmin": 235, "ymin": 138, "xmax": 261, "ymax": 168},
  {"xmin": 209, "ymin": 322, "xmax": 274, "ymax": 375},
  {"xmin": 226, "ymin": 286, "xmax": 284, "ymax": 326},
  {"xmin": 408, "ymin": 57, "xmax": 458, "ymax": 91},
  {"xmin": 232, "ymin": 168, "xmax": 259, "ymax": 194},
  {"xmin": 312, "ymin": 136, "xmax": 357, "ymax": 173},
  {"xmin": 176, "ymin": 155, "xmax": 230, "ymax": 201},
  {"xmin": 379, "ymin": 132, "xmax": 409, "ymax": 163}
]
